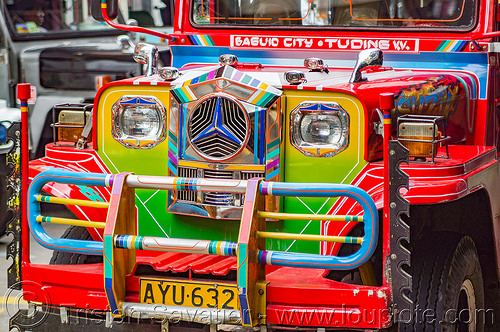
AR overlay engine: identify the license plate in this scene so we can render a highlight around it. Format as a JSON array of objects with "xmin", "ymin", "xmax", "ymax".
[{"xmin": 139, "ymin": 278, "xmax": 239, "ymax": 310}]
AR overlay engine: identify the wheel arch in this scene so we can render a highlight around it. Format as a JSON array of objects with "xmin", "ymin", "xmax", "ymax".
[{"xmin": 408, "ymin": 188, "xmax": 499, "ymax": 304}]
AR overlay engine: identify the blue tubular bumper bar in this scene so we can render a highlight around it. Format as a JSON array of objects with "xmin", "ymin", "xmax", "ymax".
[
  {"xmin": 258, "ymin": 181, "xmax": 378, "ymax": 270},
  {"xmin": 28, "ymin": 169, "xmax": 112, "ymax": 255},
  {"xmin": 28, "ymin": 170, "xmax": 378, "ymax": 269}
]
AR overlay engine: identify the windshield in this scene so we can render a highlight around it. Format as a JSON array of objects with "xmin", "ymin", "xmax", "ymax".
[
  {"xmin": 191, "ymin": 0, "xmax": 476, "ymax": 29},
  {"xmin": 6, "ymin": 0, "xmax": 116, "ymax": 36}
]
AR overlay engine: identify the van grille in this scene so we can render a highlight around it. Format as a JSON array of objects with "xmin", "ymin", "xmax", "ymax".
[
  {"xmin": 188, "ymin": 96, "xmax": 248, "ymax": 161},
  {"xmin": 176, "ymin": 167, "xmax": 264, "ymax": 206}
]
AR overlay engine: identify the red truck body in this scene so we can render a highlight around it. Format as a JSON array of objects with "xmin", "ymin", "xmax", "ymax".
[{"xmin": 3, "ymin": 0, "xmax": 500, "ymax": 331}]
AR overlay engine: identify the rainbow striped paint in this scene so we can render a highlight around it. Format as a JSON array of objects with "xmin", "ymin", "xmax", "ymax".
[
  {"xmin": 113, "ymin": 235, "xmax": 238, "ymax": 256},
  {"xmin": 171, "ymin": 66, "xmax": 281, "ymax": 108},
  {"xmin": 187, "ymin": 34, "xmax": 215, "ymax": 46},
  {"xmin": 435, "ymin": 40, "xmax": 468, "ymax": 52}
]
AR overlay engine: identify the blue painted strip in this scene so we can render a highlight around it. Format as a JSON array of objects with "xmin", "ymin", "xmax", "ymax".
[
  {"xmin": 249, "ymin": 78, "xmax": 260, "ymax": 88},
  {"xmin": 257, "ymin": 181, "xmax": 378, "ymax": 270},
  {"xmin": 168, "ymin": 140, "xmax": 178, "ymax": 155},
  {"xmin": 267, "ymin": 148, "xmax": 279, "ymax": 160},
  {"xmin": 137, "ymin": 236, "xmax": 144, "ymax": 250},
  {"xmin": 238, "ymin": 293, "xmax": 251, "ymax": 326},
  {"xmin": 266, "ymin": 168, "xmax": 279, "ymax": 180},
  {"xmin": 170, "ymin": 46, "xmax": 488, "ymax": 99},
  {"xmin": 210, "ymin": 241, "xmax": 217, "ymax": 255},
  {"xmin": 208, "ymin": 35, "xmax": 215, "ymax": 46},
  {"xmin": 187, "ymin": 35, "xmax": 198, "ymax": 45},
  {"xmin": 453, "ymin": 40, "xmax": 468, "ymax": 52},
  {"xmin": 168, "ymin": 160, "xmax": 178, "ymax": 176}
]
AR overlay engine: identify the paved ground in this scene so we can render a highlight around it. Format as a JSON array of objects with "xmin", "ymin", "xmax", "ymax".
[{"xmin": 0, "ymin": 224, "xmax": 497, "ymax": 331}]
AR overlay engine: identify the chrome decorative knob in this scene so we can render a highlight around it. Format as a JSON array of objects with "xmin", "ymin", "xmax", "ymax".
[
  {"xmin": 304, "ymin": 57, "xmax": 328, "ymax": 73},
  {"xmin": 219, "ymin": 54, "xmax": 238, "ymax": 67},
  {"xmin": 159, "ymin": 67, "xmax": 181, "ymax": 81},
  {"xmin": 284, "ymin": 70, "xmax": 306, "ymax": 85}
]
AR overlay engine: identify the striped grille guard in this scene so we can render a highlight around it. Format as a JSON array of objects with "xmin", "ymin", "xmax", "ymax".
[{"xmin": 27, "ymin": 169, "xmax": 378, "ymax": 327}]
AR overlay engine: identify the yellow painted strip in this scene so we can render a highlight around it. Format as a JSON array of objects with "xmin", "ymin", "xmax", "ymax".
[
  {"xmin": 37, "ymin": 195, "xmax": 109, "ymax": 209},
  {"xmin": 256, "ymin": 231, "xmax": 363, "ymax": 244},
  {"xmin": 257, "ymin": 211, "xmax": 363, "ymax": 222},
  {"xmin": 36, "ymin": 215, "xmax": 106, "ymax": 229},
  {"xmin": 216, "ymin": 241, "xmax": 222, "ymax": 255}
]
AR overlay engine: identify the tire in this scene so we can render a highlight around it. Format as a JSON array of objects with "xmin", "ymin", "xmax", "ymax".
[
  {"xmin": 401, "ymin": 232, "xmax": 484, "ymax": 332},
  {"xmin": 49, "ymin": 226, "xmax": 103, "ymax": 264}
]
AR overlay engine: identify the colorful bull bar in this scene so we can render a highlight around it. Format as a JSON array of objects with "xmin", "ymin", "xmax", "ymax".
[{"xmin": 28, "ymin": 169, "xmax": 378, "ymax": 327}]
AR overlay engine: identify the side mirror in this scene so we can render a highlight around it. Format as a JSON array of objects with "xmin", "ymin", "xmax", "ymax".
[
  {"xmin": 91, "ymin": 0, "xmax": 118, "ymax": 21},
  {"xmin": 349, "ymin": 49, "xmax": 383, "ymax": 83}
]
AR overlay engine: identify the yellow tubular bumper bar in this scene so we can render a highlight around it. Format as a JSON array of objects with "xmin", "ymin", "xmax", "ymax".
[
  {"xmin": 36, "ymin": 215, "xmax": 106, "ymax": 229},
  {"xmin": 37, "ymin": 195, "xmax": 110, "ymax": 209}
]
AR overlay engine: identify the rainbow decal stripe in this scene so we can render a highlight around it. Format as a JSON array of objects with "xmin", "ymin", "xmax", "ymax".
[
  {"xmin": 168, "ymin": 131, "xmax": 178, "ymax": 176},
  {"xmin": 20, "ymin": 102, "xmax": 28, "ymax": 113},
  {"xmin": 171, "ymin": 66, "xmax": 281, "ymax": 108},
  {"xmin": 383, "ymin": 112, "xmax": 391, "ymax": 125},
  {"xmin": 187, "ymin": 34, "xmax": 215, "ymax": 46},
  {"xmin": 237, "ymin": 243, "xmax": 251, "ymax": 325},
  {"xmin": 104, "ymin": 234, "xmax": 119, "ymax": 314},
  {"xmin": 113, "ymin": 235, "xmax": 238, "ymax": 256},
  {"xmin": 435, "ymin": 40, "xmax": 468, "ymax": 52},
  {"xmin": 266, "ymin": 139, "xmax": 280, "ymax": 180},
  {"xmin": 172, "ymin": 177, "xmax": 200, "ymax": 191}
]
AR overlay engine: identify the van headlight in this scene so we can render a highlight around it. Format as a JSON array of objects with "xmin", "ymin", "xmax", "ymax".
[
  {"xmin": 291, "ymin": 102, "xmax": 349, "ymax": 157},
  {"xmin": 112, "ymin": 96, "xmax": 166, "ymax": 149}
]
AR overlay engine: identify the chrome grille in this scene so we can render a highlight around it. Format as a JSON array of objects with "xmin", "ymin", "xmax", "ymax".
[
  {"xmin": 188, "ymin": 96, "xmax": 248, "ymax": 160},
  {"xmin": 203, "ymin": 168, "xmax": 235, "ymax": 206},
  {"xmin": 204, "ymin": 169, "xmax": 233, "ymax": 179},
  {"xmin": 177, "ymin": 167, "xmax": 197, "ymax": 202},
  {"xmin": 241, "ymin": 172, "xmax": 264, "ymax": 180},
  {"xmin": 176, "ymin": 167, "xmax": 264, "ymax": 206}
]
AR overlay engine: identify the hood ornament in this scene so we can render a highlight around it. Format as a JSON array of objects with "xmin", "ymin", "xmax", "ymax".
[{"xmin": 133, "ymin": 42, "xmax": 158, "ymax": 77}]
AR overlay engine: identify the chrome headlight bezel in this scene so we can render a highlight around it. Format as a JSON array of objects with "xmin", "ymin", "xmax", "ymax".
[
  {"xmin": 111, "ymin": 95, "xmax": 167, "ymax": 149},
  {"xmin": 290, "ymin": 102, "xmax": 350, "ymax": 157}
]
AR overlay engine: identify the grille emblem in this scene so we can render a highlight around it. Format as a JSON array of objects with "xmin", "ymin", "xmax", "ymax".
[{"xmin": 188, "ymin": 95, "xmax": 249, "ymax": 161}]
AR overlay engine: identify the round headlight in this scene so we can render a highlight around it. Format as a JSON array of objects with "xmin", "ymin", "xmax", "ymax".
[
  {"xmin": 112, "ymin": 96, "xmax": 166, "ymax": 149},
  {"xmin": 300, "ymin": 114, "xmax": 342, "ymax": 144},
  {"xmin": 290, "ymin": 102, "xmax": 349, "ymax": 157},
  {"xmin": 120, "ymin": 106, "xmax": 161, "ymax": 137}
]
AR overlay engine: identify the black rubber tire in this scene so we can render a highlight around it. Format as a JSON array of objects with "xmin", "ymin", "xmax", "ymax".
[
  {"xmin": 401, "ymin": 232, "xmax": 484, "ymax": 332},
  {"xmin": 49, "ymin": 226, "xmax": 103, "ymax": 264}
]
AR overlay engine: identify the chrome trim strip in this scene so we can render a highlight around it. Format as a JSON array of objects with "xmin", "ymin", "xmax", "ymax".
[{"xmin": 122, "ymin": 302, "xmax": 241, "ymax": 325}]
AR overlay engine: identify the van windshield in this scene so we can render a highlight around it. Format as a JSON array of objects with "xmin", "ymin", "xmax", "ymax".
[
  {"xmin": 6, "ymin": 0, "xmax": 116, "ymax": 37},
  {"xmin": 191, "ymin": 0, "xmax": 476, "ymax": 29}
]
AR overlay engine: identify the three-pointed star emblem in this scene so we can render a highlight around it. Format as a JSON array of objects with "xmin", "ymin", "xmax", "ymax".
[{"xmin": 191, "ymin": 97, "xmax": 243, "ymax": 145}]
